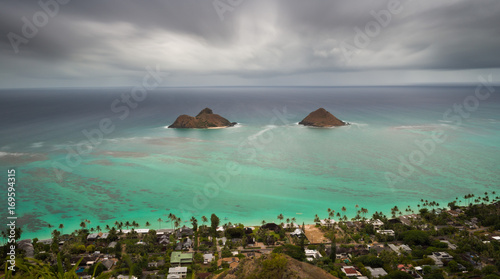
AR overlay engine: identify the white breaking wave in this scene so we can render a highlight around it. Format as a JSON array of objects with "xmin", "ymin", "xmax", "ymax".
[
  {"xmin": 30, "ymin": 142, "xmax": 44, "ymax": 148},
  {"xmin": 347, "ymin": 122, "xmax": 367, "ymax": 127},
  {"xmin": 0, "ymin": 151, "xmax": 28, "ymax": 157},
  {"xmin": 248, "ymin": 125, "xmax": 277, "ymax": 140}
]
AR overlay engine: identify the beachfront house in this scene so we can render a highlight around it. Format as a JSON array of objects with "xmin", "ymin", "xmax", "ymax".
[
  {"xmin": 320, "ymin": 218, "xmax": 336, "ymax": 228},
  {"xmin": 87, "ymin": 233, "xmax": 99, "ymax": 241},
  {"xmin": 369, "ymin": 219, "xmax": 384, "ymax": 230},
  {"xmin": 176, "ymin": 226, "xmax": 194, "ymax": 238},
  {"xmin": 291, "ymin": 228, "xmax": 304, "ymax": 237}
]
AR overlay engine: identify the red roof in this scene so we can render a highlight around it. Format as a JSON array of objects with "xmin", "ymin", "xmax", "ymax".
[{"xmin": 344, "ymin": 268, "xmax": 357, "ymax": 274}]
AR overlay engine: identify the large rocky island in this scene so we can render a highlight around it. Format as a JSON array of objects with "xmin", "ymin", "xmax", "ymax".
[
  {"xmin": 299, "ymin": 108, "xmax": 347, "ymax": 127},
  {"xmin": 168, "ymin": 108, "xmax": 237, "ymax": 128}
]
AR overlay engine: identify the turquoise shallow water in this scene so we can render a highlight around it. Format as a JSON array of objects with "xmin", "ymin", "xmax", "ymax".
[{"xmin": 0, "ymin": 86, "xmax": 499, "ymax": 239}]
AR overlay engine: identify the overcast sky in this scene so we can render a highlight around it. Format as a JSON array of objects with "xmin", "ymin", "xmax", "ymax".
[{"xmin": 1, "ymin": 0, "xmax": 499, "ymax": 88}]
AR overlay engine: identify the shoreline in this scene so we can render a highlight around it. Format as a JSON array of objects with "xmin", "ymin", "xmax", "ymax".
[{"xmin": 24, "ymin": 199, "xmax": 489, "ymax": 241}]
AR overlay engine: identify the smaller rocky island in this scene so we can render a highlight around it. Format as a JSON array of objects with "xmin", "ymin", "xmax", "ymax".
[
  {"xmin": 299, "ymin": 108, "xmax": 347, "ymax": 127},
  {"xmin": 168, "ymin": 108, "xmax": 237, "ymax": 129}
]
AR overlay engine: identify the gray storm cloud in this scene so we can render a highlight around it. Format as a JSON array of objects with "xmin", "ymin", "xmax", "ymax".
[{"xmin": 1, "ymin": 0, "xmax": 499, "ymax": 88}]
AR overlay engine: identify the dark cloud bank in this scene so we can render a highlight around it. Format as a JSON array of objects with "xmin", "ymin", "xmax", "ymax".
[{"xmin": 1, "ymin": 0, "xmax": 500, "ymax": 88}]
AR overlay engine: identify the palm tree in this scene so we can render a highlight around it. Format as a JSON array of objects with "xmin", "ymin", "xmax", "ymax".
[
  {"xmin": 314, "ymin": 214, "xmax": 320, "ymax": 223},
  {"xmin": 291, "ymin": 217, "xmax": 296, "ymax": 227},
  {"xmin": 190, "ymin": 216, "xmax": 198, "ymax": 232},
  {"xmin": 125, "ymin": 221, "xmax": 131, "ymax": 229},
  {"xmin": 329, "ymin": 210, "xmax": 335, "ymax": 219},
  {"xmin": 169, "ymin": 213, "xmax": 177, "ymax": 230},
  {"xmin": 105, "ymin": 224, "xmax": 110, "ymax": 232},
  {"xmin": 174, "ymin": 217, "xmax": 181, "ymax": 231},
  {"xmin": 361, "ymin": 207, "xmax": 368, "ymax": 218},
  {"xmin": 277, "ymin": 214, "xmax": 284, "ymax": 223},
  {"xmin": 58, "ymin": 224, "xmax": 64, "ymax": 235},
  {"xmin": 96, "ymin": 225, "xmax": 101, "ymax": 233},
  {"xmin": 261, "ymin": 220, "xmax": 266, "ymax": 226},
  {"xmin": 80, "ymin": 221, "xmax": 86, "ymax": 230},
  {"xmin": 145, "ymin": 221, "xmax": 151, "ymax": 228},
  {"xmin": 157, "ymin": 218, "xmax": 163, "ymax": 229},
  {"xmin": 47, "ymin": 224, "xmax": 53, "ymax": 236}
]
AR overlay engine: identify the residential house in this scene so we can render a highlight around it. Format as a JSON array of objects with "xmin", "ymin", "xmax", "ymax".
[
  {"xmin": 148, "ymin": 260, "xmax": 165, "ymax": 268},
  {"xmin": 216, "ymin": 226, "xmax": 225, "ymax": 232},
  {"xmin": 369, "ymin": 219, "xmax": 384, "ymax": 230},
  {"xmin": 218, "ymin": 257, "xmax": 240, "ymax": 269},
  {"xmin": 388, "ymin": 244, "xmax": 412, "ymax": 255},
  {"xmin": 376, "ymin": 230, "xmax": 395, "ymax": 236},
  {"xmin": 429, "ymin": 252, "xmax": 453, "ymax": 267},
  {"xmin": 399, "ymin": 214, "xmax": 418, "ymax": 226},
  {"xmin": 341, "ymin": 266, "xmax": 361, "ymax": 277},
  {"xmin": 203, "ymin": 253, "xmax": 214, "ymax": 264},
  {"xmin": 440, "ymin": 240, "xmax": 457, "ymax": 250},
  {"xmin": 100, "ymin": 259, "xmax": 114, "ymax": 270},
  {"xmin": 170, "ymin": 252, "xmax": 193, "ymax": 266},
  {"xmin": 159, "ymin": 234, "xmax": 170, "ymax": 245},
  {"xmin": 290, "ymin": 228, "xmax": 304, "ymax": 237},
  {"xmin": 216, "ymin": 237, "xmax": 227, "ymax": 246},
  {"xmin": 99, "ymin": 233, "xmax": 109, "ymax": 240},
  {"xmin": 320, "ymin": 218, "xmax": 336, "ymax": 228},
  {"xmin": 366, "ymin": 267, "xmax": 387, "ymax": 278},
  {"xmin": 17, "ymin": 239, "xmax": 34, "ymax": 258},
  {"xmin": 39, "ymin": 239, "xmax": 53, "ymax": 245},
  {"xmin": 177, "ymin": 226, "xmax": 194, "ymax": 238},
  {"xmin": 168, "ymin": 266, "xmax": 187, "ymax": 279},
  {"xmin": 305, "ymin": 250, "xmax": 321, "ymax": 261}
]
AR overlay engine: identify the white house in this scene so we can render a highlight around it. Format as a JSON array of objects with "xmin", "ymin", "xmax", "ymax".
[
  {"xmin": 291, "ymin": 229, "xmax": 304, "ymax": 237},
  {"xmin": 203, "ymin": 253, "xmax": 214, "ymax": 264},
  {"xmin": 320, "ymin": 219, "xmax": 336, "ymax": 228},
  {"xmin": 366, "ymin": 267, "xmax": 388, "ymax": 278},
  {"xmin": 168, "ymin": 266, "xmax": 187, "ymax": 278},
  {"xmin": 369, "ymin": 219, "xmax": 384, "ymax": 230},
  {"xmin": 376, "ymin": 230, "xmax": 395, "ymax": 236},
  {"xmin": 216, "ymin": 226, "xmax": 225, "ymax": 232},
  {"xmin": 305, "ymin": 250, "xmax": 321, "ymax": 261},
  {"xmin": 388, "ymin": 244, "xmax": 412, "ymax": 255},
  {"xmin": 429, "ymin": 252, "xmax": 453, "ymax": 267}
]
